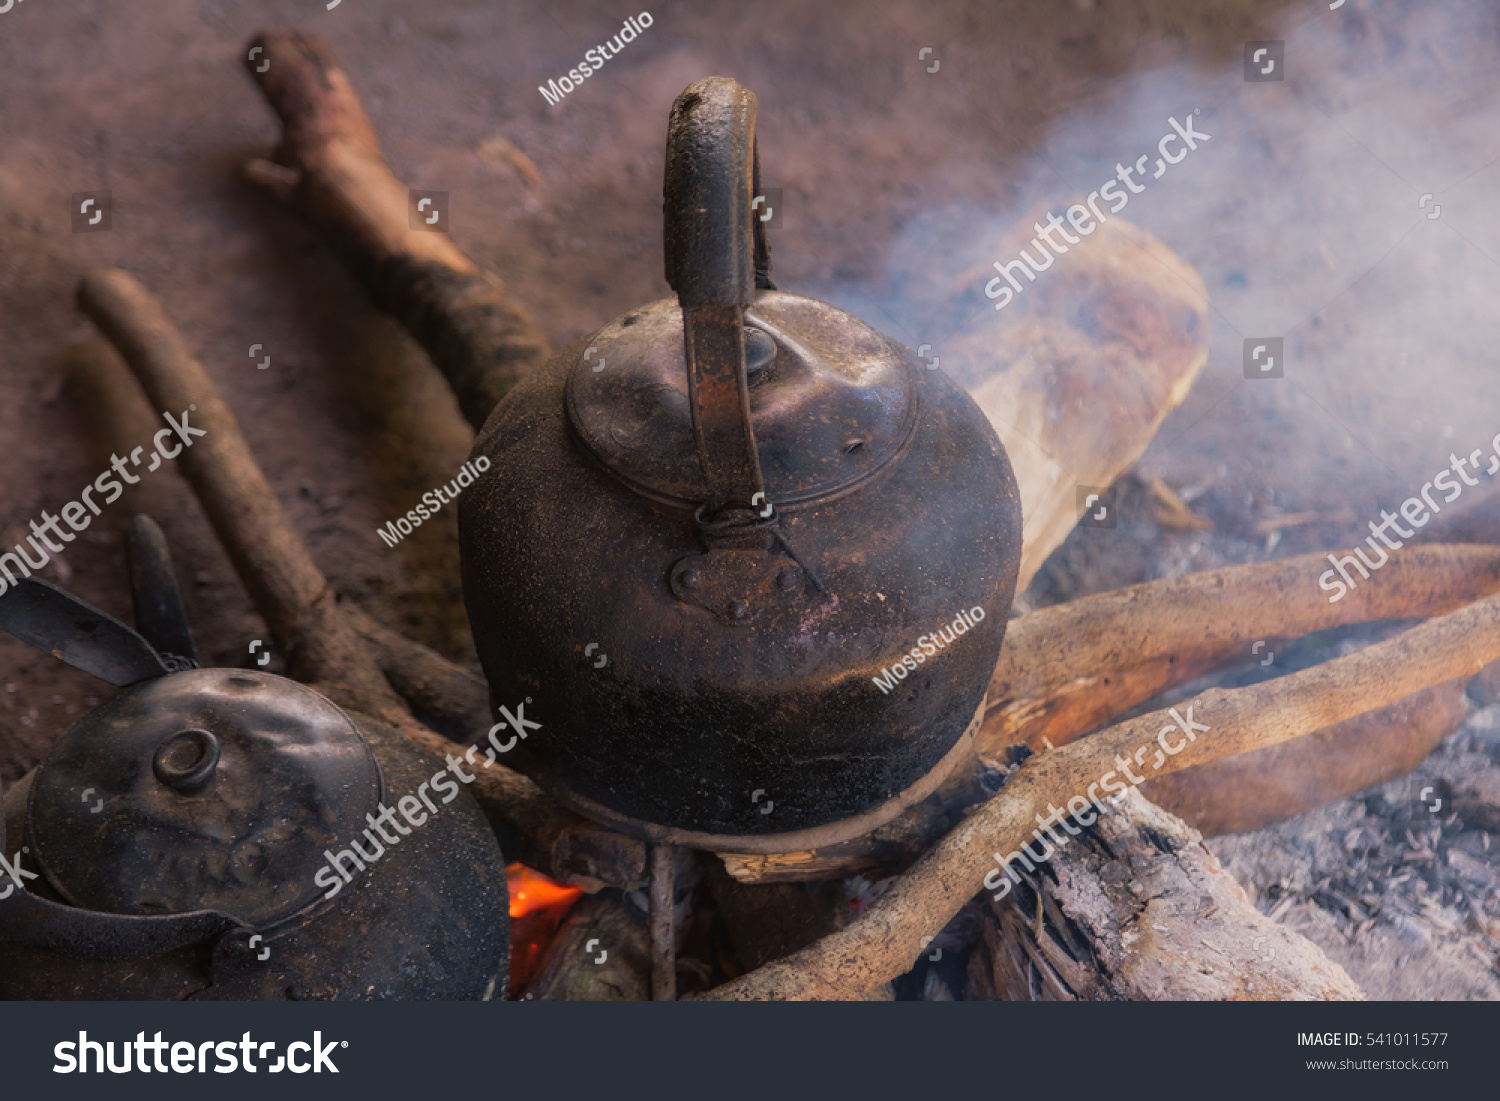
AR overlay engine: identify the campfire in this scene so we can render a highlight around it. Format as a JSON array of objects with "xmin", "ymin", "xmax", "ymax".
[{"xmin": 3, "ymin": 23, "xmax": 1499, "ymax": 1004}]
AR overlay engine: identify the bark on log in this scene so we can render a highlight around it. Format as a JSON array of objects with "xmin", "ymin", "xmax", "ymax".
[
  {"xmin": 966, "ymin": 788, "xmax": 1362, "ymax": 1000},
  {"xmin": 241, "ymin": 31, "xmax": 552, "ymax": 429}
]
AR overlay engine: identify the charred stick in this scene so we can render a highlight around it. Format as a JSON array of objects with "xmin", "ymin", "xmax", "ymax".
[
  {"xmin": 241, "ymin": 30, "xmax": 551, "ymax": 429},
  {"xmin": 700, "ymin": 585, "xmax": 1500, "ymax": 999}
]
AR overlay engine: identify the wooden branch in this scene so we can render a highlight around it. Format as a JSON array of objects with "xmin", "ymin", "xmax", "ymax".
[
  {"xmin": 967, "ymin": 788, "xmax": 1362, "ymax": 1000},
  {"xmin": 1140, "ymin": 677, "xmax": 1469, "ymax": 836},
  {"xmin": 698, "ymin": 583, "xmax": 1500, "ymax": 998},
  {"xmin": 76, "ymin": 268, "xmax": 406, "ymax": 719},
  {"xmin": 982, "ymin": 544, "xmax": 1500, "ymax": 755},
  {"xmin": 241, "ymin": 30, "xmax": 552, "ymax": 429},
  {"xmin": 649, "ymin": 845, "xmax": 677, "ymax": 1001},
  {"xmin": 75, "ymin": 268, "xmax": 646, "ymax": 893}
]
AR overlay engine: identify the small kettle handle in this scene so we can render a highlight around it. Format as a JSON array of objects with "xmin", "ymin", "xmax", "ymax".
[{"xmin": 663, "ymin": 77, "xmax": 770, "ymax": 518}]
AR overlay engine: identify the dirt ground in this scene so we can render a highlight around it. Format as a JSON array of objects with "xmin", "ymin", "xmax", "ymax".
[{"xmin": 2, "ymin": 0, "xmax": 1498, "ymax": 998}]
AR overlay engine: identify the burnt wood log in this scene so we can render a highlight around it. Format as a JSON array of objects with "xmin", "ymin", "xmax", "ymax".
[
  {"xmin": 942, "ymin": 202, "xmax": 1210, "ymax": 590},
  {"xmin": 966, "ymin": 788, "xmax": 1363, "ymax": 1000}
]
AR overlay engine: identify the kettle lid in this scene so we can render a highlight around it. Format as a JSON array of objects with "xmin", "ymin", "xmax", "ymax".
[
  {"xmin": 565, "ymin": 292, "xmax": 918, "ymax": 508},
  {"xmin": 565, "ymin": 76, "xmax": 920, "ymax": 513},
  {"xmin": 26, "ymin": 669, "xmax": 384, "ymax": 928}
]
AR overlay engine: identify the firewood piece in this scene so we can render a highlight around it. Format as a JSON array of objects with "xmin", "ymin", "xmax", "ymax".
[
  {"xmin": 241, "ymin": 31, "xmax": 551, "ymax": 429},
  {"xmin": 76, "ymin": 268, "xmax": 407, "ymax": 720},
  {"xmin": 698, "ymin": 584, "xmax": 1500, "ymax": 999},
  {"xmin": 940, "ymin": 209, "xmax": 1209, "ymax": 590},
  {"xmin": 1141, "ymin": 678, "xmax": 1470, "ymax": 836},
  {"xmin": 75, "ymin": 268, "xmax": 647, "ymax": 894},
  {"xmin": 983, "ymin": 545, "xmax": 1500, "ymax": 756},
  {"xmin": 968, "ymin": 788, "xmax": 1362, "ymax": 1000},
  {"xmin": 524, "ymin": 891, "xmax": 652, "ymax": 1001}
]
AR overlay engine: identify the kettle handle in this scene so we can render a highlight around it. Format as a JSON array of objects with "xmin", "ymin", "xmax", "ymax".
[{"xmin": 663, "ymin": 78, "xmax": 769, "ymax": 517}]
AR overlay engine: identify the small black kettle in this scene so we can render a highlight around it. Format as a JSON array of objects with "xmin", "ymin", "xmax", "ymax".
[{"xmin": 0, "ymin": 517, "xmax": 508, "ymax": 999}]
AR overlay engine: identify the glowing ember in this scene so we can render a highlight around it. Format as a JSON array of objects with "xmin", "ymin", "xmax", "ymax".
[{"xmin": 507, "ymin": 863, "xmax": 581, "ymax": 919}]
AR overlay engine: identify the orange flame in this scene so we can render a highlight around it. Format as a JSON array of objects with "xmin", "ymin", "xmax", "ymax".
[{"xmin": 507, "ymin": 863, "xmax": 582, "ymax": 919}]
